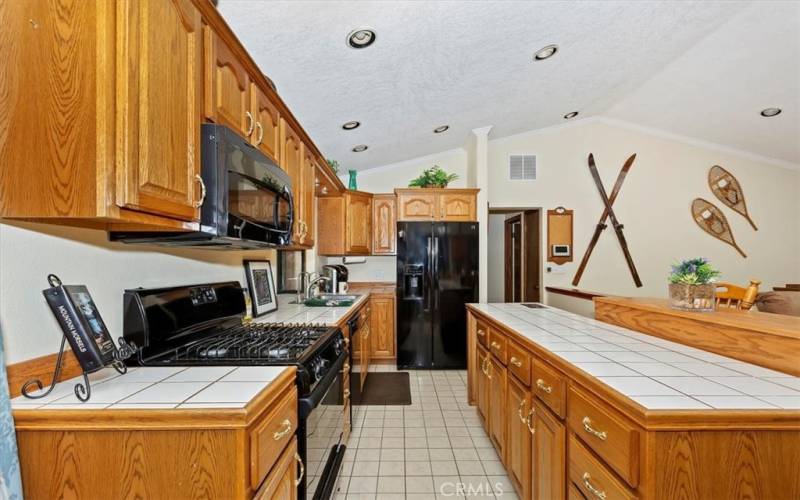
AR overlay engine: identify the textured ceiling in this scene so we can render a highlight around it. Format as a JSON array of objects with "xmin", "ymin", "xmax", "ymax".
[{"xmin": 217, "ymin": 0, "xmax": 797, "ymax": 170}]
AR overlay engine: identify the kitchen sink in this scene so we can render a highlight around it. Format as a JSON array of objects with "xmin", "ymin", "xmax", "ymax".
[{"xmin": 301, "ymin": 294, "xmax": 361, "ymax": 307}]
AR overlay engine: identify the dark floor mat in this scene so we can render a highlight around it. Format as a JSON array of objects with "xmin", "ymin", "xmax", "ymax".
[{"xmin": 349, "ymin": 372, "xmax": 412, "ymax": 405}]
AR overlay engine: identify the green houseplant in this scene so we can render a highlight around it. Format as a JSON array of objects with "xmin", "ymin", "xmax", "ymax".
[
  {"xmin": 408, "ymin": 165, "xmax": 458, "ymax": 188},
  {"xmin": 667, "ymin": 258, "xmax": 721, "ymax": 311}
]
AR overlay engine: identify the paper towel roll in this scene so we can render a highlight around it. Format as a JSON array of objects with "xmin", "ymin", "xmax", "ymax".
[{"xmin": 342, "ymin": 256, "xmax": 367, "ymax": 264}]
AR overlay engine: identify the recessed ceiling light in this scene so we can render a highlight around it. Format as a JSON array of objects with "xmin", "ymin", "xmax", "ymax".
[
  {"xmin": 342, "ymin": 121, "xmax": 360, "ymax": 130},
  {"xmin": 433, "ymin": 125, "xmax": 450, "ymax": 134},
  {"xmin": 563, "ymin": 111, "xmax": 579, "ymax": 119},
  {"xmin": 760, "ymin": 107, "xmax": 782, "ymax": 117},
  {"xmin": 533, "ymin": 44, "xmax": 559, "ymax": 61},
  {"xmin": 347, "ymin": 28, "xmax": 376, "ymax": 49},
  {"xmin": 352, "ymin": 144, "xmax": 368, "ymax": 152}
]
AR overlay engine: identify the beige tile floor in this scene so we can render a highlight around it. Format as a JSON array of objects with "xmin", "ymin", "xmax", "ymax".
[{"xmin": 332, "ymin": 366, "xmax": 518, "ymax": 499}]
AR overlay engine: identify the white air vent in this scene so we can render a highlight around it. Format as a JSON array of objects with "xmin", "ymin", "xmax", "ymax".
[{"xmin": 509, "ymin": 154, "xmax": 536, "ymax": 180}]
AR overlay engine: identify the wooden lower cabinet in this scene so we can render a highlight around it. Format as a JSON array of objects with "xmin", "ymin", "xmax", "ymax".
[
  {"xmin": 369, "ymin": 294, "xmax": 396, "ymax": 360},
  {"xmin": 531, "ymin": 398, "xmax": 566, "ymax": 500},
  {"xmin": 15, "ymin": 368, "xmax": 299, "ymax": 500},
  {"xmin": 477, "ymin": 345, "xmax": 490, "ymax": 426},
  {"xmin": 488, "ymin": 356, "xmax": 507, "ymax": 460},
  {"xmin": 255, "ymin": 437, "xmax": 299, "ymax": 500},
  {"xmin": 468, "ymin": 307, "xmax": 800, "ymax": 500},
  {"xmin": 506, "ymin": 375, "xmax": 532, "ymax": 499}
]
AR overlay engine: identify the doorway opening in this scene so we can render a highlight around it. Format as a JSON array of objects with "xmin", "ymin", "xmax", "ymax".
[{"xmin": 488, "ymin": 208, "xmax": 542, "ymax": 303}]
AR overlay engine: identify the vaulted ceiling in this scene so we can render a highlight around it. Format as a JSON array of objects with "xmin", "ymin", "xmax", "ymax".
[{"xmin": 218, "ymin": 1, "xmax": 799, "ymax": 170}]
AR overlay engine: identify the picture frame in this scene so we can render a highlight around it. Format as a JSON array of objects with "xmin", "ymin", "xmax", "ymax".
[{"xmin": 243, "ymin": 260, "xmax": 278, "ymax": 317}]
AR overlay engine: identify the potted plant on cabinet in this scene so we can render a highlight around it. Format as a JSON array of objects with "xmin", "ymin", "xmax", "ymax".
[
  {"xmin": 668, "ymin": 258, "xmax": 721, "ymax": 311},
  {"xmin": 408, "ymin": 165, "xmax": 459, "ymax": 188}
]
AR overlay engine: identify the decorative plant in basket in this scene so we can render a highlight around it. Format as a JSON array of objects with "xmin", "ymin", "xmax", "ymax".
[
  {"xmin": 408, "ymin": 165, "xmax": 458, "ymax": 188},
  {"xmin": 668, "ymin": 258, "xmax": 721, "ymax": 312}
]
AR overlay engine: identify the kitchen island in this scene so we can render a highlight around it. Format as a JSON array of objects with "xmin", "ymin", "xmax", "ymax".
[
  {"xmin": 11, "ymin": 366, "xmax": 299, "ymax": 499},
  {"xmin": 467, "ymin": 303, "xmax": 800, "ymax": 500}
]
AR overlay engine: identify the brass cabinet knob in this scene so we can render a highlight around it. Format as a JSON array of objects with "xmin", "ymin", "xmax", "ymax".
[
  {"xmin": 536, "ymin": 378, "xmax": 553, "ymax": 394},
  {"xmin": 581, "ymin": 416, "xmax": 608, "ymax": 441},
  {"xmin": 272, "ymin": 419, "xmax": 292, "ymax": 440}
]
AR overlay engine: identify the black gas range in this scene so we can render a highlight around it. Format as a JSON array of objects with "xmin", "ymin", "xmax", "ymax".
[{"xmin": 122, "ymin": 281, "xmax": 348, "ymax": 500}]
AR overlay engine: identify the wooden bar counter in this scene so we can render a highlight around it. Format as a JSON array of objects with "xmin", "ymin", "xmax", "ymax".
[{"xmin": 595, "ymin": 297, "xmax": 800, "ymax": 376}]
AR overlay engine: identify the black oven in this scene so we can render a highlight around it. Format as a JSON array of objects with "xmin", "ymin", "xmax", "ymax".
[
  {"xmin": 110, "ymin": 124, "xmax": 293, "ymax": 249},
  {"xmin": 300, "ymin": 343, "xmax": 350, "ymax": 500}
]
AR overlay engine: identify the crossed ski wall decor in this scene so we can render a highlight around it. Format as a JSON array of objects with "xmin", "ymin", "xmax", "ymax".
[{"xmin": 572, "ymin": 153, "xmax": 643, "ymax": 288}]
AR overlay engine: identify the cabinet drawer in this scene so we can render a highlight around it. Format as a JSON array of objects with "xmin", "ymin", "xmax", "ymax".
[
  {"xmin": 476, "ymin": 320, "xmax": 489, "ymax": 348},
  {"xmin": 531, "ymin": 357, "xmax": 566, "ymax": 418},
  {"xmin": 506, "ymin": 340, "xmax": 530, "ymax": 386},
  {"xmin": 569, "ymin": 435, "xmax": 637, "ymax": 500},
  {"xmin": 250, "ymin": 386, "xmax": 299, "ymax": 489},
  {"xmin": 567, "ymin": 387, "xmax": 639, "ymax": 487},
  {"xmin": 488, "ymin": 328, "xmax": 507, "ymax": 364}
]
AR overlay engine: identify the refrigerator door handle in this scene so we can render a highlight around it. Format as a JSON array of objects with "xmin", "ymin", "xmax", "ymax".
[{"xmin": 425, "ymin": 236, "xmax": 432, "ymax": 312}]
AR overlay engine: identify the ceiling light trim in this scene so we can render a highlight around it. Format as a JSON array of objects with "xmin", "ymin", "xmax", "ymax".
[
  {"xmin": 342, "ymin": 121, "xmax": 361, "ymax": 130},
  {"xmin": 760, "ymin": 107, "xmax": 782, "ymax": 117},
  {"xmin": 347, "ymin": 28, "xmax": 376, "ymax": 49},
  {"xmin": 533, "ymin": 44, "xmax": 559, "ymax": 61},
  {"xmin": 433, "ymin": 125, "xmax": 450, "ymax": 133},
  {"xmin": 352, "ymin": 144, "xmax": 368, "ymax": 152}
]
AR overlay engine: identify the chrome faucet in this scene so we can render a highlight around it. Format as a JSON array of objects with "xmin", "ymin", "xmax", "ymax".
[{"xmin": 306, "ymin": 276, "xmax": 330, "ymax": 299}]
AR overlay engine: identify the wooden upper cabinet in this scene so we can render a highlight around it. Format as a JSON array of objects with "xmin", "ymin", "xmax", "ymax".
[
  {"xmin": 395, "ymin": 188, "xmax": 479, "ymax": 221},
  {"xmin": 372, "ymin": 194, "xmax": 397, "ymax": 254},
  {"xmin": 438, "ymin": 191, "xmax": 477, "ymax": 221},
  {"xmin": 396, "ymin": 190, "xmax": 438, "ymax": 220},
  {"xmin": 345, "ymin": 191, "xmax": 372, "ymax": 254},
  {"xmin": 280, "ymin": 119, "xmax": 304, "ymax": 244},
  {"xmin": 116, "ymin": 0, "xmax": 203, "ymax": 221},
  {"xmin": 301, "ymin": 147, "xmax": 317, "ymax": 247},
  {"xmin": 250, "ymin": 83, "xmax": 281, "ymax": 163},
  {"xmin": 204, "ymin": 25, "xmax": 250, "ymax": 137}
]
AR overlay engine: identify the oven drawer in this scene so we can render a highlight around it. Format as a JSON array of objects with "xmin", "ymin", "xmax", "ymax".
[{"xmin": 250, "ymin": 384, "xmax": 298, "ymax": 490}]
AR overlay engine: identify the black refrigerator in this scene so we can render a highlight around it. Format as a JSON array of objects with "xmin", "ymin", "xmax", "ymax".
[{"xmin": 396, "ymin": 221, "xmax": 479, "ymax": 369}]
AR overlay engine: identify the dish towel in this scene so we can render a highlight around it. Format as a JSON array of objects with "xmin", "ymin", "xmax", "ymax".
[{"xmin": 0, "ymin": 328, "xmax": 23, "ymax": 500}]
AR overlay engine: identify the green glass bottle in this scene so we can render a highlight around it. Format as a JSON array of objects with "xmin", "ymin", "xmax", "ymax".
[{"xmin": 348, "ymin": 170, "xmax": 358, "ymax": 190}]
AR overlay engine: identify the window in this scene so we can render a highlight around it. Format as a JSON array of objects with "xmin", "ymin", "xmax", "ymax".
[{"xmin": 276, "ymin": 250, "xmax": 306, "ymax": 293}]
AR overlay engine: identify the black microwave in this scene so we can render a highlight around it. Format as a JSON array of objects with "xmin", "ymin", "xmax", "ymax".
[{"xmin": 111, "ymin": 124, "xmax": 294, "ymax": 248}]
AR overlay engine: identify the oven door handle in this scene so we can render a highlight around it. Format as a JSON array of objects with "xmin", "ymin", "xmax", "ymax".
[{"xmin": 297, "ymin": 350, "xmax": 347, "ymax": 419}]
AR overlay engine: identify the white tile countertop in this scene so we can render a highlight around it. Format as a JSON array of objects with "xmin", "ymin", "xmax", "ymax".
[
  {"xmin": 10, "ymin": 365, "xmax": 290, "ymax": 411},
  {"xmin": 469, "ymin": 303, "xmax": 800, "ymax": 411},
  {"xmin": 251, "ymin": 293, "xmax": 369, "ymax": 325}
]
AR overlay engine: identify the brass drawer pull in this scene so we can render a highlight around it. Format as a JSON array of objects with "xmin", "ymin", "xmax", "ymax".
[
  {"xmin": 255, "ymin": 121, "xmax": 264, "ymax": 145},
  {"xmin": 490, "ymin": 341, "xmax": 501, "ymax": 349},
  {"xmin": 484, "ymin": 360, "xmax": 493, "ymax": 380},
  {"xmin": 343, "ymin": 337, "xmax": 350, "ymax": 346},
  {"xmin": 582, "ymin": 472, "xmax": 607, "ymax": 499},
  {"xmin": 582, "ymin": 417, "xmax": 608, "ymax": 441},
  {"xmin": 344, "ymin": 389, "xmax": 351, "ymax": 399},
  {"xmin": 294, "ymin": 452, "xmax": 305, "ymax": 486},
  {"xmin": 272, "ymin": 419, "xmax": 292, "ymax": 440},
  {"xmin": 344, "ymin": 363, "xmax": 351, "ymax": 372},
  {"xmin": 525, "ymin": 406, "xmax": 535, "ymax": 435},
  {"xmin": 245, "ymin": 111, "xmax": 255, "ymax": 136},
  {"xmin": 477, "ymin": 329, "xmax": 486, "ymax": 337},
  {"xmin": 536, "ymin": 378, "xmax": 553, "ymax": 394},
  {"xmin": 510, "ymin": 356, "xmax": 523, "ymax": 368},
  {"xmin": 517, "ymin": 399, "xmax": 526, "ymax": 423}
]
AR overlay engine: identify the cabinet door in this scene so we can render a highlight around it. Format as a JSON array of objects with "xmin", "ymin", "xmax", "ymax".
[
  {"xmin": 251, "ymin": 83, "xmax": 281, "ymax": 163},
  {"xmin": 532, "ymin": 399, "xmax": 566, "ymax": 500},
  {"xmin": 438, "ymin": 192, "xmax": 476, "ymax": 221},
  {"xmin": 369, "ymin": 296, "xmax": 395, "ymax": 359},
  {"xmin": 301, "ymin": 149, "xmax": 317, "ymax": 247},
  {"xmin": 396, "ymin": 191, "xmax": 437, "ymax": 221},
  {"xmin": 117, "ymin": 0, "xmax": 202, "ymax": 221},
  {"xmin": 489, "ymin": 356, "xmax": 507, "ymax": 461},
  {"xmin": 477, "ymin": 345, "xmax": 490, "ymax": 429},
  {"xmin": 372, "ymin": 195, "xmax": 397, "ymax": 254},
  {"xmin": 203, "ymin": 26, "xmax": 250, "ymax": 137},
  {"xmin": 346, "ymin": 193, "xmax": 372, "ymax": 254},
  {"xmin": 360, "ymin": 321, "xmax": 371, "ymax": 390},
  {"xmin": 280, "ymin": 120, "xmax": 304, "ymax": 245},
  {"xmin": 507, "ymin": 376, "xmax": 532, "ymax": 499},
  {"xmin": 254, "ymin": 437, "xmax": 298, "ymax": 500}
]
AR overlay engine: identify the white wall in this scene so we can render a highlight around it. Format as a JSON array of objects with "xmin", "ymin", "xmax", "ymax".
[
  {"xmin": 487, "ymin": 214, "xmax": 507, "ymax": 302},
  {"xmin": 0, "ymin": 221, "xmax": 275, "ymax": 363},
  {"xmin": 488, "ymin": 119, "xmax": 800, "ymax": 299},
  {"xmin": 323, "ymin": 148, "xmax": 468, "ymax": 282}
]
